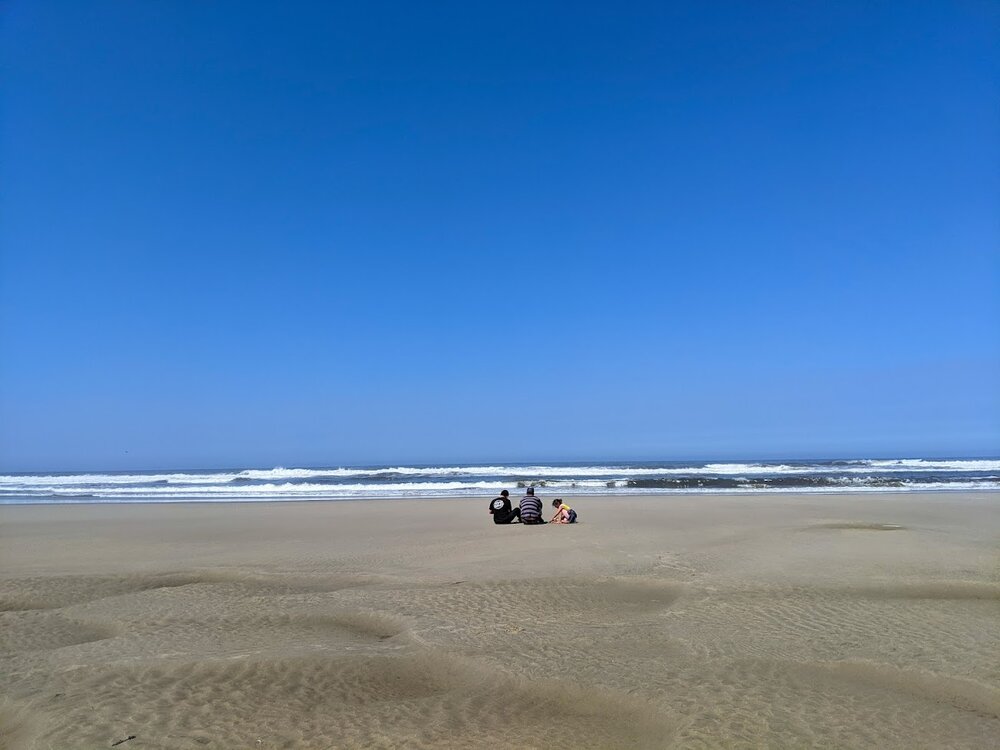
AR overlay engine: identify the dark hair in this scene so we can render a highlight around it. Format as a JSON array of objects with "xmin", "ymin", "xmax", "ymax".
[
  {"xmin": 526, "ymin": 487, "xmax": 534, "ymax": 495},
  {"xmin": 552, "ymin": 498, "xmax": 562, "ymax": 507},
  {"xmin": 500, "ymin": 490, "xmax": 509, "ymax": 497}
]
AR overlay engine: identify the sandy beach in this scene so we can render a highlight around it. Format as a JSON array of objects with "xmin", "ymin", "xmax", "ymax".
[{"xmin": 1, "ymin": 492, "xmax": 997, "ymax": 749}]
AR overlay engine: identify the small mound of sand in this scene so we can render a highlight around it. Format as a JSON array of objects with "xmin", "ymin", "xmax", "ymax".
[
  {"xmin": 0, "ymin": 571, "xmax": 379, "ymax": 613},
  {"xmin": 29, "ymin": 654, "xmax": 672, "ymax": 749},
  {"xmin": 0, "ymin": 611, "xmax": 118, "ymax": 654},
  {"xmin": 0, "ymin": 704, "xmax": 40, "ymax": 750},
  {"xmin": 793, "ymin": 660, "xmax": 1000, "ymax": 719},
  {"xmin": 841, "ymin": 581, "xmax": 1000, "ymax": 601}
]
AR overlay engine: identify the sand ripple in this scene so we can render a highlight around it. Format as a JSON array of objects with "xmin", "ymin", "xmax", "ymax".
[{"xmin": 2, "ymin": 495, "xmax": 997, "ymax": 748}]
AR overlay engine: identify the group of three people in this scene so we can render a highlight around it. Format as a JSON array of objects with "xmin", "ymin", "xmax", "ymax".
[{"xmin": 488, "ymin": 486, "xmax": 578, "ymax": 525}]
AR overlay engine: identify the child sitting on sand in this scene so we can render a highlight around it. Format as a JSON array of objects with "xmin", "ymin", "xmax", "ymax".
[{"xmin": 549, "ymin": 499, "xmax": 577, "ymax": 524}]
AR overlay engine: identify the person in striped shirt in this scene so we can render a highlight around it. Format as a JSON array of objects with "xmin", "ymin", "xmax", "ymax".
[{"xmin": 519, "ymin": 487, "xmax": 546, "ymax": 524}]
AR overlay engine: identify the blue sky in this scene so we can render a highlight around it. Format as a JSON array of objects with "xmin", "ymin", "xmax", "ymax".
[{"xmin": 1, "ymin": 1, "xmax": 998, "ymax": 471}]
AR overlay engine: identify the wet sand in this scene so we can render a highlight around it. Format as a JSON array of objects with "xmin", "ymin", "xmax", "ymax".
[{"xmin": 1, "ymin": 492, "xmax": 998, "ymax": 749}]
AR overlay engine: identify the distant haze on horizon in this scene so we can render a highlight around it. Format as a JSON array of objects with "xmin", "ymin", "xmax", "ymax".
[{"xmin": 1, "ymin": 1, "xmax": 998, "ymax": 473}]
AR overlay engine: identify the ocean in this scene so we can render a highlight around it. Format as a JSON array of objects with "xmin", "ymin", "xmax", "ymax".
[{"xmin": 0, "ymin": 458, "xmax": 997, "ymax": 503}]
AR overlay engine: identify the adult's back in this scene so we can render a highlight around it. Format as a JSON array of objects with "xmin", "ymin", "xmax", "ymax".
[
  {"xmin": 489, "ymin": 490, "xmax": 519, "ymax": 524},
  {"xmin": 519, "ymin": 488, "xmax": 545, "ymax": 524}
]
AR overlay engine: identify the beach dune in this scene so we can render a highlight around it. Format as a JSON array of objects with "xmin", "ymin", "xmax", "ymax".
[{"xmin": 1, "ymin": 493, "xmax": 998, "ymax": 749}]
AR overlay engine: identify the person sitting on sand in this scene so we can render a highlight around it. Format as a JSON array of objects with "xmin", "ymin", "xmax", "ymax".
[
  {"xmin": 549, "ymin": 498, "xmax": 577, "ymax": 524},
  {"xmin": 519, "ymin": 487, "xmax": 546, "ymax": 524},
  {"xmin": 488, "ymin": 490, "xmax": 520, "ymax": 524}
]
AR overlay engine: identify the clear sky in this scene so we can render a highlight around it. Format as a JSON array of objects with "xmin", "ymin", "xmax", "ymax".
[{"xmin": 1, "ymin": 1, "xmax": 998, "ymax": 471}]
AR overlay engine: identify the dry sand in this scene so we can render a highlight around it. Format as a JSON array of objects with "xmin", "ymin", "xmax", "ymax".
[{"xmin": 1, "ymin": 492, "xmax": 998, "ymax": 749}]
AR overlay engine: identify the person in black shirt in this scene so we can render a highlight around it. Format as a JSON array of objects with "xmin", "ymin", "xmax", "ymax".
[{"xmin": 488, "ymin": 490, "xmax": 520, "ymax": 524}]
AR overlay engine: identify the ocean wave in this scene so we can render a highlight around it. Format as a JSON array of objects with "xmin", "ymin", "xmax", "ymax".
[
  {"xmin": 2, "ymin": 458, "xmax": 997, "ymax": 489},
  {"xmin": 857, "ymin": 459, "xmax": 1000, "ymax": 472},
  {"xmin": 0, "ymin": 481, "xmax": 508, "ymax": 498},
  {"xmin": 0, "ymin": 471, "xmax": 240, "ymax": 486},
  {"xmin": 1, "ymin": 477, "xmax": 997, "ymax": 502},
  {"xmin": 1, "ymin": 479, "xmax": 997, "ymax": 503},
  {"xmin": 0, "ymin": 478, "xmax": 631, "ymax": 498},
  {"xmin": 1, "ymin": 458, "xmax": 997, "ymax": 504},
  {"xmin": 626, "ymin": 476, "xmax": 908, "ymax": 489}
]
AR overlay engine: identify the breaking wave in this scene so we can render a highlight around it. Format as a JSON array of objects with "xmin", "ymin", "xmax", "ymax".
[{"xmin": 0, "ymin": 458, "xmax": 997, "ymax": 503}]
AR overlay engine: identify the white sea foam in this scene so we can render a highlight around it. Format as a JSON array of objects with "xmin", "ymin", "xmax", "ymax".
[
  {"xmin": 0, "ymin": 481, "xmax": 504, "ymax": 497},
  {"xmin": 858, "ymin": 459, "xmax": 1000, "ymax": 472},
  {"xmin": 0, "ymin": 471, "xmax": 239, "ymax": 486},
  {"xmin": 231, "ymin": 466, "xmax": 658, "ymax": 479},
  {"xmin": 1, "ymin": 458, "xmax": 997, "ymax": 504},
  {"xmin": 1, "ymin": 479, "xmax": 997, "ymax": 503},
  {"xmin": 0, "ymin": 479, "xmax": 618, "ymax": 498},
  {"xmin": 2, "ymin": 458, "xmax": 996, "ymax": 489}
]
